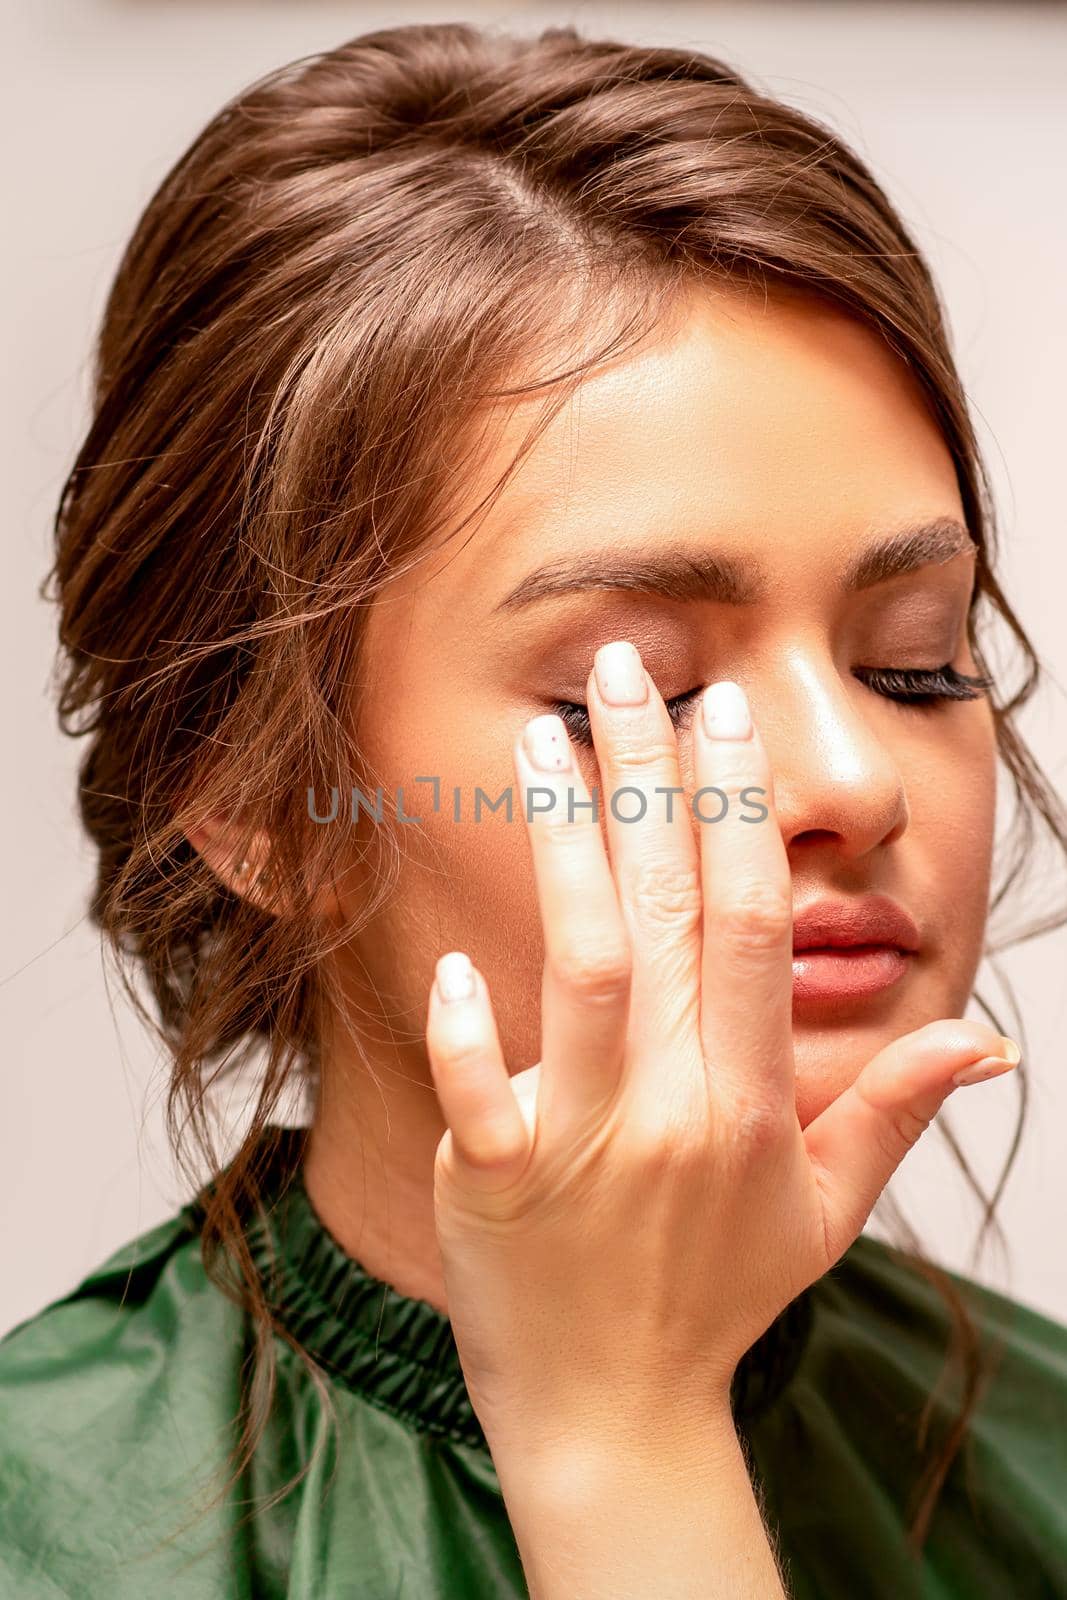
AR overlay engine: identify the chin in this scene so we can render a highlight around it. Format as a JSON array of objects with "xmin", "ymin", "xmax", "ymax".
[
  {"xmin": 793, "ymin": 1079, "xmax": 831, "ymax": 1132},
  {"xmin": 790, "ymin": 1046, "xmax": 869, "ymax": 1130}
]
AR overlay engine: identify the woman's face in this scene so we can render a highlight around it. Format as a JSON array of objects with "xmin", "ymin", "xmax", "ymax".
[{"xmin": 337, "ymin": 284, "xmax": 996, "ymax": 1133}]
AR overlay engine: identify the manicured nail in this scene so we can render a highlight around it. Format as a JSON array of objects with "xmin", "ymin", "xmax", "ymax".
[
  {"xmin": 522, "ymin": 713, "xmax": 573, "ymax": 773},
  {"xmin": 594, "ymin": 641, "xmax": 648, "ymax": 706},
  {"xmin": 952, "ymin": 1051, "xmax": 1020, "ymax": 1088},
  {"xmin": 436, "ymin": 951, "xmax": 476, "ymax": 1004},
  {"xmin": 702, "ymin": 680, "xmax": 752, "ymax": 740},
  {"xmin": 997, "ymin": 1035, "xmax": 1022, "ymax": 1064}
]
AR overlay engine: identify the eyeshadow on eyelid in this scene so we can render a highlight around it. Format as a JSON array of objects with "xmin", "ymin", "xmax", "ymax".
[{"xmin": 508, "ymin": 584, "xmax": 970, "ymax": 684}]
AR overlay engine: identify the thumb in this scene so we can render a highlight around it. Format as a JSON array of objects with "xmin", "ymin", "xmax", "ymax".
[{"xmin": 802, "ymin": 1020, "xmax": 1021, "ymax": 1266}]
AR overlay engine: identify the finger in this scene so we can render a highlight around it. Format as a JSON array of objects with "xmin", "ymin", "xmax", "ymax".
[
  {"xmin": 514, "ymin": 713, "xmax": 632, "ymax": 1139},
  {"xmin": 693, "ymin": 679, "xmax": 794, "ymax": 1111},
  {"xmin": 583, "ymin": 640, "xmax": 703, "ymax": 1064},
  {"xmin": 426, "ymin": 952, "xmax": 530, "ymax": 1183},
  {"xmin": 803, "ymin": 1020, "xmax": 1021, "ymax": 1265}
]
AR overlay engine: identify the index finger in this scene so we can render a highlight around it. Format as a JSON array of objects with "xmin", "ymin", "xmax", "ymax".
[{"xmin": 693, "ymin": 679, "xmax": 795, "ymax": 1112}]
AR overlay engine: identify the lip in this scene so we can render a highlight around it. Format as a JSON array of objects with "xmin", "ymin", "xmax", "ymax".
[
  {"xmin": 791, "ymin": 895, "xmax": 920, "ymax": 954},
  {"xmin": 791, "ymin": 896, "xmax": 920, "ymax": 1005}
]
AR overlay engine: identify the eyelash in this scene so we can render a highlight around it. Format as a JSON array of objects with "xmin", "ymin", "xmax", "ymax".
[{"xmin": 552, "ymin": 664, "xmax": 995, "ymax": 746}]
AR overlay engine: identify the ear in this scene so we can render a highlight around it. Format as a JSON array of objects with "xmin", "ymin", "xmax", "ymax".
[
  {"xmin": 186, "ymin": 815, "xmax": 275, "ymax": 910},
  {"xmin": 185, "ymin": 815, "xmax": 347, "ymax": 922}
]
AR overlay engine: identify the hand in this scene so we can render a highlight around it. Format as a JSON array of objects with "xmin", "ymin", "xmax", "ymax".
[{"xmin": 424, "ymin": 639, "xmax": 1018, "ymax": 1463}]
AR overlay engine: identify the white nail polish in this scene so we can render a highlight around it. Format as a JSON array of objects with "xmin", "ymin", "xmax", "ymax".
[
  {"xmin": 436, "ymin": 951, "xmax": 475, "ymax": 1004},
  {"xmin": 952, "ymin": 1054, "xmax": 1019, "ymax": 1088},
  {"xmin": 702, "ymin": 680, "xmax": 752, "ymax": 741}
]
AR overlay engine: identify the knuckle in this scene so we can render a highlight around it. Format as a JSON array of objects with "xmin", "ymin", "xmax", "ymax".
[
  {"xmin": 624, "ymin": 1109, "xmax": 705, "ymax": 1172},
  {"xmin": 880, "ymin": 1105, "xmax": 930, "ymax": 1163},
  {"xmin": 723, "ymin": 1089, "xmax": 790, "ymax": 1157},
  {"xmin": 433, "ymin": 1026, "xmax": 488, "ymax": 1075},
  {"xmin": 716, "ymin": 880, "xmax": 792, "ymax": 954},
  {"xmin": 456, "ymin": 1131, "xmax": 527, "ymax": 1174},
  {"xmin": 549, "ymin": 937, "xmax": 632, "ymax": 1004},
  {"xmin": 610, "ymin": 736, "xmax": 680, "ymax": 775},
  {"xmin": 535, "ymin": 798, "xmax": 588, "ymax": 839},
  {"xmin": 629, "ymin": 858, "xmax": 703, "ymax": 935}
]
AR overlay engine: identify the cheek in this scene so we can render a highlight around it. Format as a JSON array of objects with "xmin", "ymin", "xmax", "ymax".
[
  {"xmin": 911, "ymin": 712, "xmax": 997, "ymax": 966},
  {"xmin": 439, "ymin": 819, "xmax": 548, "ymax": 1065},
  {"xmin": 337, "ymin": 679, "xmax": 551, "ymax": 1066}
]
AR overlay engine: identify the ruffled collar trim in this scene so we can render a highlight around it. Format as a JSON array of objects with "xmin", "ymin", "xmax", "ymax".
[{"xmin": 231, "ymin": 1125, "xmax": 814, "ymax": 1450}]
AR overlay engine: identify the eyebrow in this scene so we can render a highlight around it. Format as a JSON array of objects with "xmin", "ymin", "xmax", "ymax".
[{"xmin": 491, "ymin": 516, "xmax": 976, "ymax": 613}]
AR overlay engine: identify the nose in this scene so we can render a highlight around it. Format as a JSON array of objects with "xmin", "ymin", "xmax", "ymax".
[{"xmin": 756, "ymin": 651, "xmax": 909, "ymax": 863}]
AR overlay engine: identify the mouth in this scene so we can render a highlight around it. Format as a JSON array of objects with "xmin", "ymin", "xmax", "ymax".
[{"xmin": 790, "ymin": 896, "xmax": 920, "ymax": 1005}]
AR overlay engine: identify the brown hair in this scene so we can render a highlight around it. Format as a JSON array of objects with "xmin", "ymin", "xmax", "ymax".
[{"xmin": 44, "ymin": 18, "xmax": 1067, "ymax": 1570}]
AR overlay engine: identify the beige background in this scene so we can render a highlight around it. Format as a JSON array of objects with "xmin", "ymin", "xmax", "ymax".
[{"xmin": 3, "ymin": 0, "xmax": 1066, "ymax": 1339}]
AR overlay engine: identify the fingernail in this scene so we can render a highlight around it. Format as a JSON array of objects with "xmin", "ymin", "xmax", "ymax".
[
  {"xmin": 952, "ymin": 1053, "xmax": 1020, "ymax": 1088},
  {"xmin": 522, "ymin": 714, "xmax": 573, "ymax": 773},
  {"xmin": 997, "ymin": 1035, "xmax": 1022, "ymax": 1064},
  {"xmin": 702, "ymin": 680, "xmax": 752, "ymax": 740},
  {"xmin": 594, "ymin": 641, "xmax": 648, "ymax": 707},
  {"xmin": 436, "ymin": 951, "xmax": 476, "ymax": 1004}
]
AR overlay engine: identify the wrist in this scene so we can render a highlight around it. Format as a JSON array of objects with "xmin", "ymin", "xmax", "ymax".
[
  {"xmin": 491, "ymin": 1398, "xmax": 745, "ymax": 1511},
  {"xmin": 491, "ymin": 1409, "xmax": 786, "ymax": 1600}
]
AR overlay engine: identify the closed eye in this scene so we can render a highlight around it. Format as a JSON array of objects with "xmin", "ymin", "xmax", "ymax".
[
  {"xmin": 551, "ymin": 664, "xmax": 992, "ymax": 747},
  {"xmin": 855, "ymin": 664, "xmax": 994, "ymax": 706},
  {"xmin": 551, "ymin": 685, "xmax": 703, "ymax": 747}
]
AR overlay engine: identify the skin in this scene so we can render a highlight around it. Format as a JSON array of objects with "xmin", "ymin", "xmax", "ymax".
[{"xmin": 290, "ymin": 282, "xmax": 997, "ymax": 1319}]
